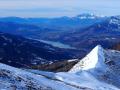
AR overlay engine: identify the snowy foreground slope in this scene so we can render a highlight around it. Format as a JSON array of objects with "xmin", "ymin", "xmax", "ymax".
[
  {"xmin": 0, "ymin": 45, "xmax": 120, "ymax": 90},
  {"xmin": 69, "ymin": 45, "xmax": 120, "ymax": 89}
]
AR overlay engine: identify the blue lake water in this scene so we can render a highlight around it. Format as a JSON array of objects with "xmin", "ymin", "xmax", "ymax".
[{"xmin": 39, "ymin": 40, "xmax": 76, "ymax": 49}]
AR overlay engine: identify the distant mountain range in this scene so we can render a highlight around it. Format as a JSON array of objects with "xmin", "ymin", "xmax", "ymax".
[
  {"xmin": 0, "ymin": 14, "xmax": 107, "ymax": 40},
  {"xmin": 0, "ymin": 14, "xmax": 120, "ymax": 68},
  {"xmin": 54, "ymin": 15, "xmax": 120, "ymax": 50},
  {"xmin": 0, "ymin": 14, "xmax": 106, "ymax": 30}
]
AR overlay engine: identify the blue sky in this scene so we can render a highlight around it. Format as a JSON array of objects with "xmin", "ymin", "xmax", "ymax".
[{"xmin": 0, "ymin": 0, "xmax": 120, "ymax": 17}]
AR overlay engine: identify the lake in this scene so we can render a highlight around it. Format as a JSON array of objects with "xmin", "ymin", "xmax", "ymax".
[{"xmin": 39, "ymin": 40, "xmax": 76, "ymax": 49}]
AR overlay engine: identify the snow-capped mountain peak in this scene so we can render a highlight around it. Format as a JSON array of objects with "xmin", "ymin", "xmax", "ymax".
[
  {"xmin": 69, "ymin": 45, "xmax": 120, "ymax": 89},
  {"xmin": 109, "ymin": 16, "xmax": 120, "ymax": 27},
  {"xmin": 77, "ymin": 13, "xmax": 105, "ymax": 19},
  {"xmin": 70, "ymin": 45, "xmax": 106, "ymax": 73}
]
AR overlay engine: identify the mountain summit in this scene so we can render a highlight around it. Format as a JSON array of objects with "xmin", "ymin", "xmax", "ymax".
[
  {"xmin": 77, "ymin": 13, "xmax": 105, "ymax": 19},
  {"xmin": 70, "ymin": 45, "xmax": 106, "ymax": 72},
  {"xmin": 69, "ymin": 45, "xmax": 120, "ymax": 89}
]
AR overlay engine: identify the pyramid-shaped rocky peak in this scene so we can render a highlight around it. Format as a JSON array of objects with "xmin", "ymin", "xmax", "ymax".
[{"xmin": 69, "ymin": 45, "xmax": 107, "ymax": 73}]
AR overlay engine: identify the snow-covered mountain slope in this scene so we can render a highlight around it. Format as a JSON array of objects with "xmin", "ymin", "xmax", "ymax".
[
  {"xmin": 0, "ymin": 45, "xmax": 120, "ymax": 90},
  {"xmin": 70, "ymin": 45, "xmax": 106, "ymax": 72},
  {"xmin": 27, "ymin": 68, "xmax": 119, "ymax": 90},
  {"xmin": 0, "ymin": 62, "xmax": 85, "ymax": 90},
  {"xmin": 69, "ymin": 45, "xmax": 120, "ymax": 89}
]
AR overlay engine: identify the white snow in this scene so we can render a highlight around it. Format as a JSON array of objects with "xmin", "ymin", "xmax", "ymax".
[
  {"xmin": 68, "ymin": 45, "xmax": 120, "ymax": 90},
  {"xmin": 0, "ymin": 45, "xmax": 120, "ymax": 90},
  {"xmin": 27, "ymin": 69, "xmax": 119, "ymax": 90},
  {"xmin": 68, "ymin": 59, "xmax": 78, "ymax": 62},
  {"xmin": 55, "ymin": 72, "xmax": 119, "ymax": 90},
  {"xmin": 0, "ymin": 62, "xmax": 82, "ymax": 90},
  {"xmin": 69, "ymin": 45, "xmax": 106, "ymax": 72}
]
